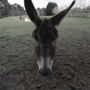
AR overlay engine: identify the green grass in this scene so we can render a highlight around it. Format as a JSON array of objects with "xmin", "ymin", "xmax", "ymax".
[
  {"xmin": 0, "ymin": 16, "xmax": 90, "ymax": 40},
  {"xmin": 57, "ymin": 17, "xmax": 90, "ymax": 40},
  {"xmin": 60, "ymin": 17, "xmax": 90, "ymax": 32},
  {"xmin": 0, "ymin": 16, "xmax": 34, "ymax": 39}
]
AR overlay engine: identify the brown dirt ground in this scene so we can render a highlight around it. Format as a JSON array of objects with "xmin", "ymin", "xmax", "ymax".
[{"xmin": 0, "ymin": 30, "xmax": 90, "ymax": 90}]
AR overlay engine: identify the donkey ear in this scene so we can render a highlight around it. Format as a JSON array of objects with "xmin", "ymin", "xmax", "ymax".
[
  {"xmin": 24, "ymin": 0, "xmax": 41, "ymax": 26},
  {"xmin": 50, "ymin": 0, "xmax": 75, "ymax": 26}
]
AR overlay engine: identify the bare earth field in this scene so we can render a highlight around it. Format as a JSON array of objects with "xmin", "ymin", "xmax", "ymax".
[{"xmin": 0, "ymin": 17, "xmax": 90, "ymax": 90}]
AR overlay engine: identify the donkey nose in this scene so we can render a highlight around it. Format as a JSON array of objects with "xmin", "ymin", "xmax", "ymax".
[{"xmin": 39, "ymin": 68, "xmax": 51, "ymax": 76}]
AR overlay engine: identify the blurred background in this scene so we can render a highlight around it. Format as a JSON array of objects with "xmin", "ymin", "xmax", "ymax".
[{"xmin": 0, "ymin": 0, "xmax": 90, "ymax": 18}]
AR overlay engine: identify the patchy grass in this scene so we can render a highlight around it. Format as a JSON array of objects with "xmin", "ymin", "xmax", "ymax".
[
  {"xmin": 0, "ymin": 16, "xmax": 90, "ymax": 90},
  {"xmin": 0, "ymin": 17, "xmax": 90, "ymax": 39}
]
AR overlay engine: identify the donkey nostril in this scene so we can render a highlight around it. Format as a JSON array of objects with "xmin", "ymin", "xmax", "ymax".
[{"xmin": 39, "ymin": 68, "xmax": 51, "ymax": 76}]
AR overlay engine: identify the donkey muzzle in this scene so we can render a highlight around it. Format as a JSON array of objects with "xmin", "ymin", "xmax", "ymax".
[
  {"xmin": 39, "ymin": 68, "xmax": 51, "ymax": 76},
  {"xmin": 37, "ymin": 57, "xmax": 53, "ymax": 76}
]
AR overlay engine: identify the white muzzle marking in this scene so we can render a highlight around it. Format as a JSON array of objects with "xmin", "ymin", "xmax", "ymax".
[{"xmin": 37, "ymin": 57, "xmax": 53, "ymax": 70}]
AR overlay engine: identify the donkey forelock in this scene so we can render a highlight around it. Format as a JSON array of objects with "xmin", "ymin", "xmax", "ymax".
[{"xmin": 32, "ymin": 18, "xmax": 58, "ymax": 43}]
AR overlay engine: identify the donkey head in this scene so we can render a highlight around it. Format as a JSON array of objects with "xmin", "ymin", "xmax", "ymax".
[{"xmin": 24, "ymin": 0, "xmax": 75, "ymax": 76}]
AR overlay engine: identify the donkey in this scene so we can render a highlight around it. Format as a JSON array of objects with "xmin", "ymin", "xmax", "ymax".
[{"xmin": 24, "ymin": 0, "xmax": 75, "ymax": 76}]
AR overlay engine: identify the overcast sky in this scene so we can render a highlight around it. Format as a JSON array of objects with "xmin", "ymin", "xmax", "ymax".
[{"xmin": 8, "ymin": 0, "xmax": 90, "ymax": 8}]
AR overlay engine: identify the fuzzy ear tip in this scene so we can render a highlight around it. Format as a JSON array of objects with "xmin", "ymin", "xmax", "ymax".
[
  {"xmin": 71, "ymin": 0, "xmax": 75, "ymax": 7},
  {"xmin": 73, "ymin": 0, "xmax": 76, "ymax": 4}
]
